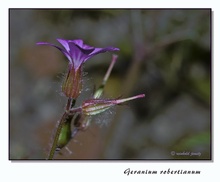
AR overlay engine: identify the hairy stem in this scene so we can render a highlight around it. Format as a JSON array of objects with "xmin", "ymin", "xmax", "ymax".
[
  {"xmin": 48, "ymin": 112, "xmax": 69, "ymax": 159},
  {"xmin": 47, "ymin": 98, "xmax": 75, "ymax": 159}
]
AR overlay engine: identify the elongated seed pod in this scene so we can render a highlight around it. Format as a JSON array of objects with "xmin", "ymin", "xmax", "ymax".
[{"xmin": 56, "ymin": 115, "xmax": 72, "ymax": 150}]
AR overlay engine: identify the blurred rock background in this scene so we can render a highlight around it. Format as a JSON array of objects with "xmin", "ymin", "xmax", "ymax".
[{"xmin": 9, "ymin": 9, "xmax": 211, "ymax": 160}]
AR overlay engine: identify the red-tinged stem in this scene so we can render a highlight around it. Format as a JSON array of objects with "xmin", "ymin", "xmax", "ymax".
[
  {"xmin": 114, "ymin": 94, "xmax": 145, "ymax": 104},
  {"xmin": 69, "ymin": 107, "xmax": 82, "ymax": 115},
  {"xmin": 102, "ymin": 54, "xmax": 118, "ymax": 86},
  {"xmin": 94, "ymin": 54, "xmax": 118, "ymax": 99},
  {"xmin": 66, "ymin": 98, "xmax": 74, "ymax": 110}
]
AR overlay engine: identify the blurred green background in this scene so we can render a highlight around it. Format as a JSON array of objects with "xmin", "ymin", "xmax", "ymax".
[{"xmin": 9, "ymin": 9, "xmax": 211, "ymax": 160}]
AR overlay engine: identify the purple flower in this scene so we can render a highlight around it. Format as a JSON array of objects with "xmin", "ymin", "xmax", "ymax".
[{"xmin": 37, "ymin": 39, "xmax": 119, "ymax": 99}]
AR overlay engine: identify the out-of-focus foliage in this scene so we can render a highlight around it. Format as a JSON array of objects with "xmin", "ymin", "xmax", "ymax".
[
  {"xmin": 177, "ymin": 132, "xmax": 210, "ymax": 149},
  {"xmin": 10, "ymin": 9, "xmax": 211, "ymax": 159},
  {"xmin": 172, "ymin": 131, "xmax": 210, "ymax": 159}
]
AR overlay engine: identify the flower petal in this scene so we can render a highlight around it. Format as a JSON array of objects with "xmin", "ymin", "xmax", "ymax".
[
  {"xmin": 71, "ymin": 40, "xmax": 95, "ymax": 53},
  {"xmin": 84, "ymin": 47, "xmax": 120, "ymax": 62},
  {"xmin": 68, "ymin": 42, "xmax": 90, "ymax": 69},
  {"xmin": 36, "ymin": 42, "xmax": 72, "ymax": 63},
  {"xmin": 37, "ymin": 39, "xmax": 120, "ymax": 71},
  {"xmin": 74, "ymin": 40, "xmax": 95, "ymax": 50},
  {"xmin": 71, "ymin": 39, "xmax": 84, "ymax": 47},
  {"xmin": 57, "ymin": 39, "xmax": 70, "ymax": 52}
]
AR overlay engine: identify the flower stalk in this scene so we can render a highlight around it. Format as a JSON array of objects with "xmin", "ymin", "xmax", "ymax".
[
  {"xmin": 48, "ymin": 112, "xmax": 69, "ymax": 159},
  {"xmin": 47, "ymin": 98, "xmax": 73, "ymax": 159},
  {"xmin": 93, "ymin": 54, "xmax": 118, "ymax": 99}
]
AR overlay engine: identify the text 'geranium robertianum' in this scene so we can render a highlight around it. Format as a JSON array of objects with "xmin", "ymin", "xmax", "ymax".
[{"xmin": 37, "ymin": 39, "xmax": 119, "ymax": 99}]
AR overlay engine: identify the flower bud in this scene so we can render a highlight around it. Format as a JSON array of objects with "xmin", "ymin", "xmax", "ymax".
[{"xmin": 81, "ymin": 94, "xmax": 145, "ymax": 116}]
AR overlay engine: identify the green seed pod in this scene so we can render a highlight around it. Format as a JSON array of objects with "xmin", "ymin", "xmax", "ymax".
[{"xmin": 56, "ymin": 116, "xmax": 72, "ymax": 150}]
